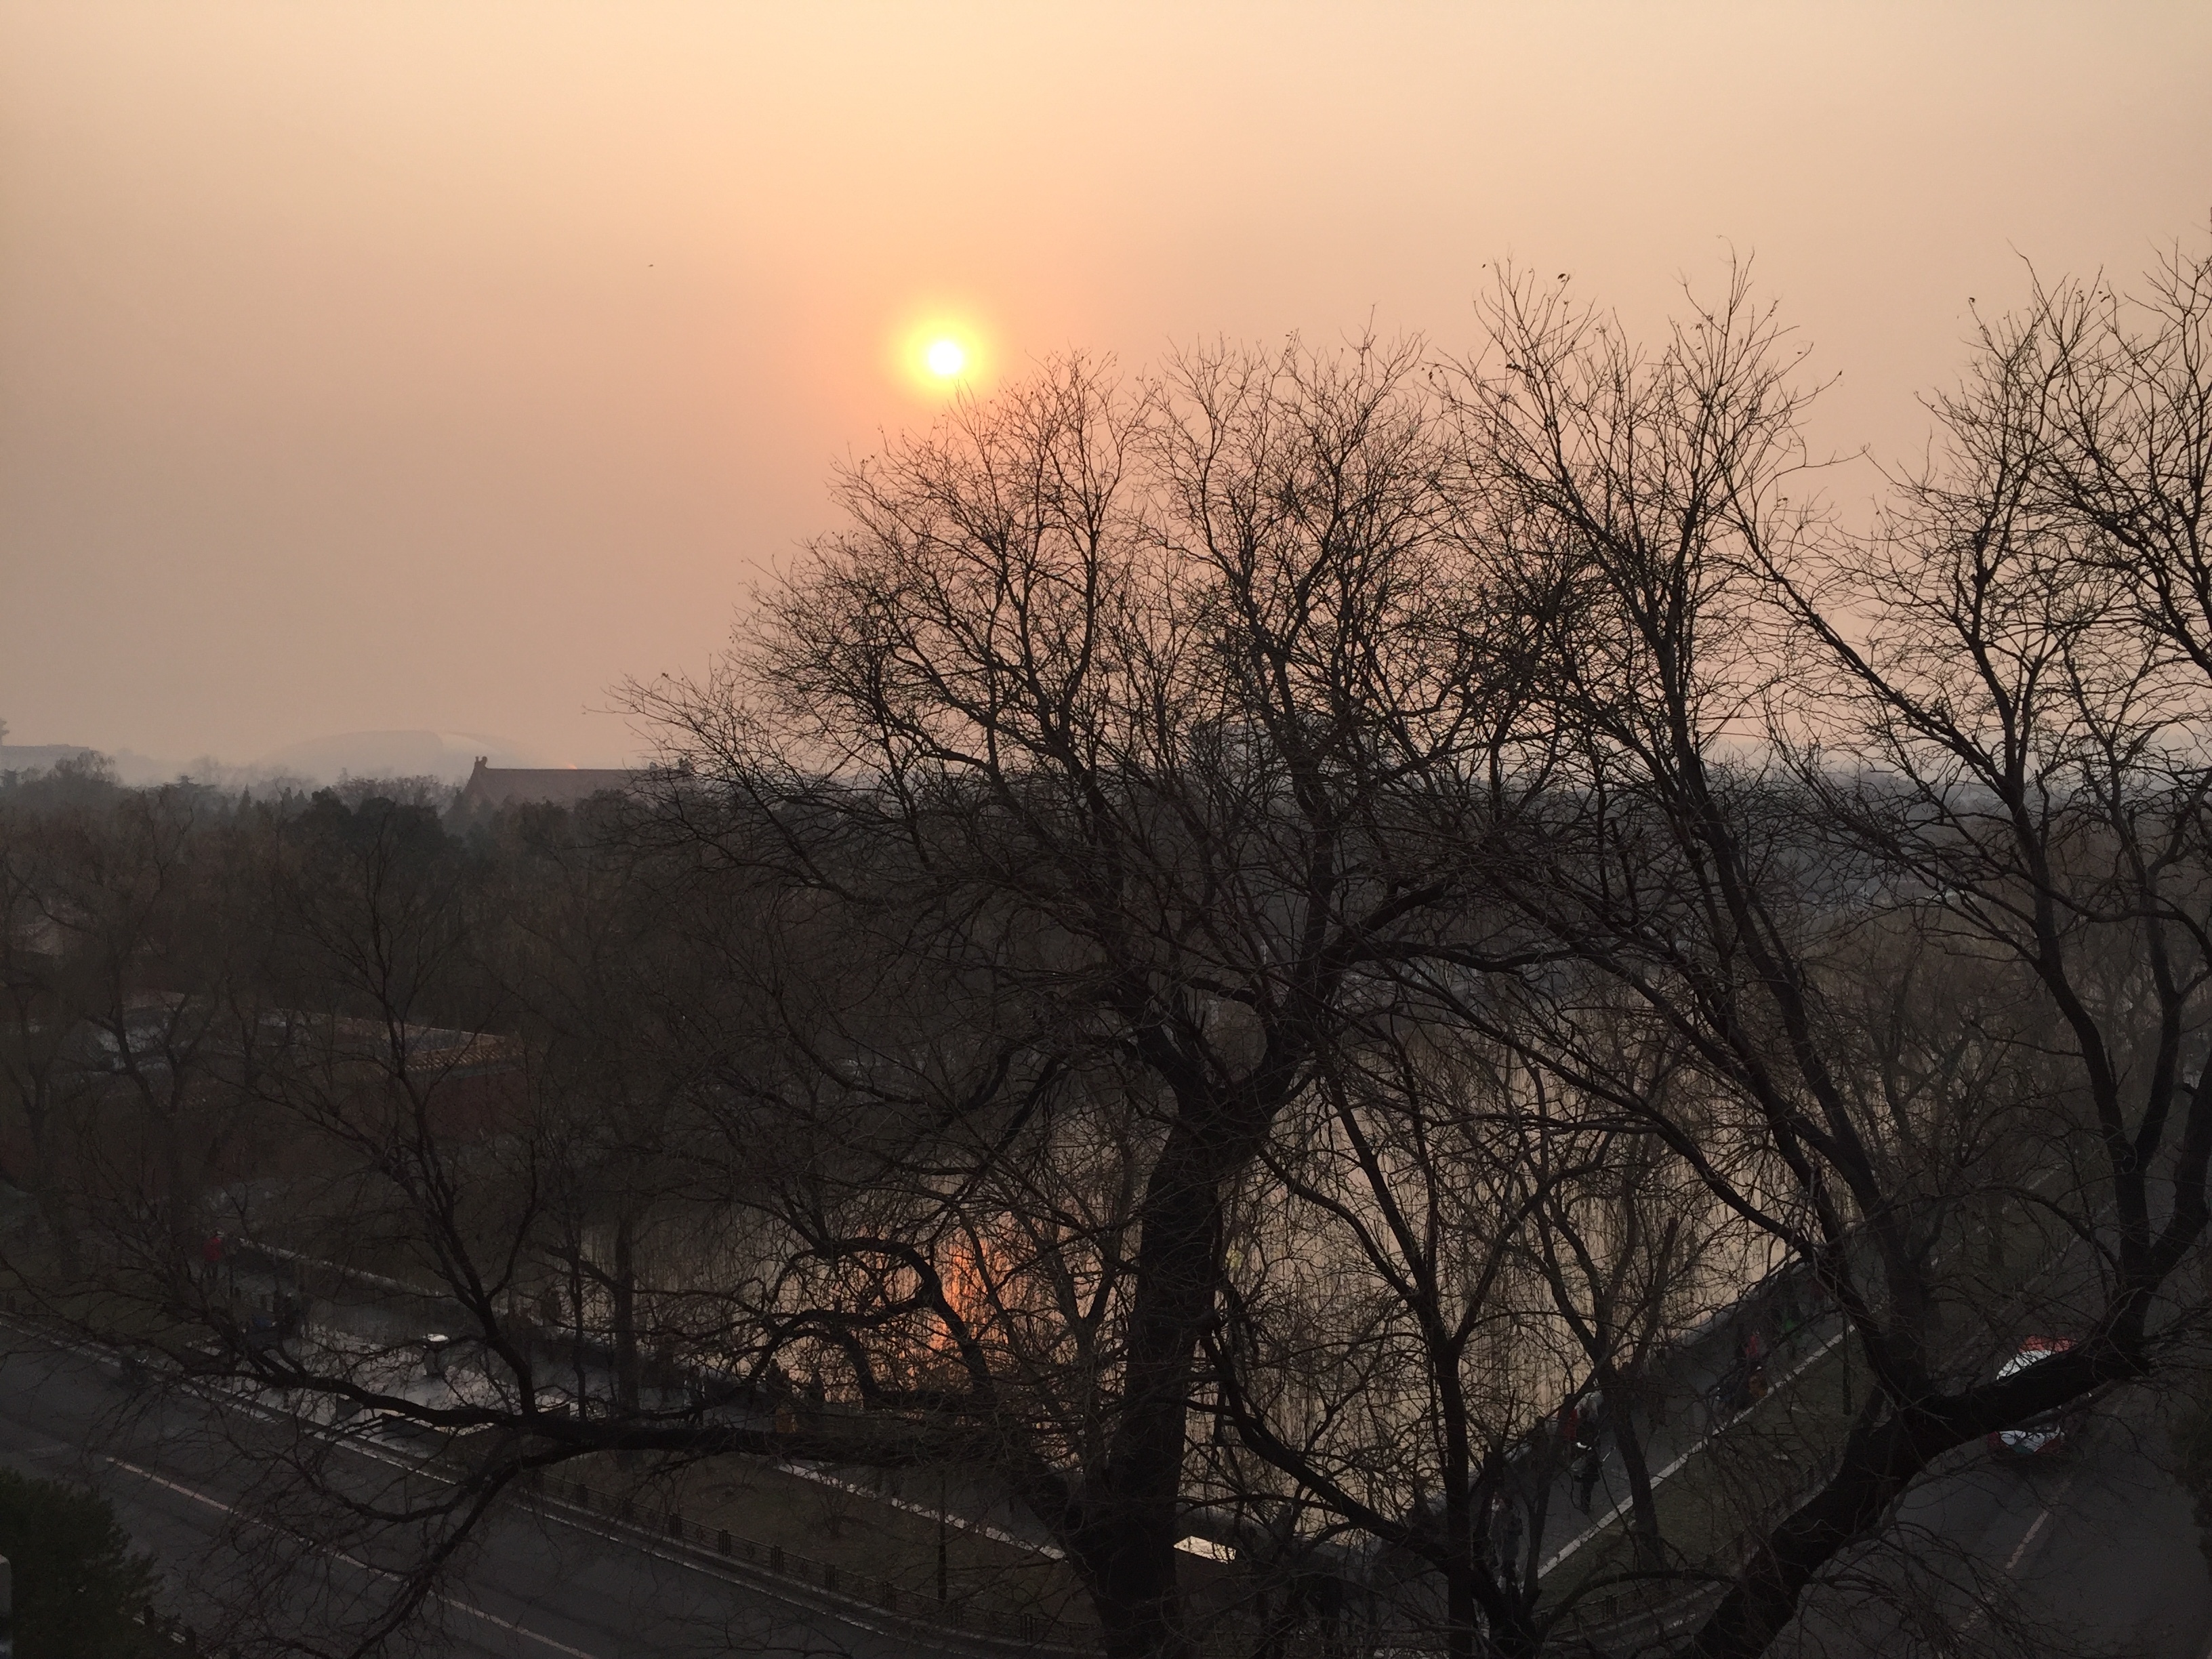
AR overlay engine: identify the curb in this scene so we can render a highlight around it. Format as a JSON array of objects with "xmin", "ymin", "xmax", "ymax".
[
  {"xmin": 507, "ymin": 1469, "xmax": 1102, "ymax": 1658},
  {"xmin": 0, "ymin": 1303, "xmax": 1099, "ymax": 1658}
]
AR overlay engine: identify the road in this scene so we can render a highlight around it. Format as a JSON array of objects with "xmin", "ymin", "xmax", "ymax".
[
  {"xmin": 0, "ymin": 1331, "xmax": 931, "ymax": 1658},
  {"xmin": 1549, "ymin": 1192, "xmax": 2212, "ymax": 1657},
  {"xmin": 7, "ymin": 1312, "xmax": 2205, "ymax": 1658},
  {"xmin": 1777, "ymin": 1392, "xmax": 2212, "ymax": 1659},
  {"xmin": 1771, "ymin": 1215, "xmax": 2212, "ymax": 1659}
]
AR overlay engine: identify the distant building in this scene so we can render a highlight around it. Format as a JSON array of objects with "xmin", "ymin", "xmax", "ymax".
[{"xmin": 454, "ymin": 756, "xmax": 638, "ymax": 813}]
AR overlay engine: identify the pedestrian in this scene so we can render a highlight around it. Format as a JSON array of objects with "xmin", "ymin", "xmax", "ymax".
[
  {"xmin": 1491, "ymin": 1495, "xmax": 1525, "ymax": 1580},
  {"xmin": 1573, "ymin": 1446, "xmax": 1604, "ymax": 1513},
  {"xmin": 1715, "ymin": 1361, "xmax": 1749, "ymax": 1418},
  {"xmin": 1576, "ymin": 1389, "xmax": 1605, "ymax": 1455}
]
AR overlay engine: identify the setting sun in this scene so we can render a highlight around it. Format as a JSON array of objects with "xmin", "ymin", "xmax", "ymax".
[
  {"xmin": 925, "ymin": 337, "xmax": 966, "ymax": 377},
  {"xmin": 897, "ymin": 312, "xmax": 991, "ymax": 396}
]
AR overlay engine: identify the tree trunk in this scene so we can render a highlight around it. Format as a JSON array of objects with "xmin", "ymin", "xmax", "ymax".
[
  {"xmin": 23, "ymin": 1076, "xmax": 81, "ymax": 1279},
  {"xmin": 567, "ymin": 1250, "xmax": 588, "ymax": 1411},
  {"xmin": 1069, "ymin": 1513, "xmax": 1194, "ymax": 1659},
  {"xmin": 1681, "ymin": 1408, "xmax": 1948, "ymax": 1658},
  {"xmin": 1443, "ymin": 1568, "xmax": 1480, "ymax": 1659},
  {"xmin": 1603, "ymin": 1366, "xmax": 1662, "ymax": 1569},
  {"xmin": 611, "ymin": 1209, "xmax": 639, "ymax": 1414},
  {"xmin": 1063, "ymin": 1101, "xmax": 1258, "ymax": 1658}
]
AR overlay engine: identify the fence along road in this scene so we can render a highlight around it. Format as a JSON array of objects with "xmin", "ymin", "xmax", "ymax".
[{"xmin": 0, "ymin": 1325, "xmax": 969, "ymax": 1659}]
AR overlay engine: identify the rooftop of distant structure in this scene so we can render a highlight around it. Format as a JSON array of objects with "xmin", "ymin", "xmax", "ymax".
[{"xmin": 454, "ymin": 756, "xmax": 640, "ymax": 812}]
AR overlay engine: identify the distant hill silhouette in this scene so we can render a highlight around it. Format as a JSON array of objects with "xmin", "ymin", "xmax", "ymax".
[{"xmin": 0, "ymin": 743, "xmax": 100, "ymax": 773}]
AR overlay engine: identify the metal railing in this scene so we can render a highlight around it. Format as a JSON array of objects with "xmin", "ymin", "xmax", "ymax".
[{"xmin": 510, "ymin": 1465, "xmax": 1099, "ymax": 1655}]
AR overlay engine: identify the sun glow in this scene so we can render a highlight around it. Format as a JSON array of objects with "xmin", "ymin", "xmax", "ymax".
[
  {"xmin": 925, "ymin": 337, "xmax": 966, "ymax": 378},
  {"xmin": 897, "ymin": 313, "xmax": 991, "ymax": 396}
]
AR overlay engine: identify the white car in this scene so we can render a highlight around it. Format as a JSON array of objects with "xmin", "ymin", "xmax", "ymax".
[{"xmin": 1986, "ymin": 1336, "xmax": 2082, "ymax": 1457}]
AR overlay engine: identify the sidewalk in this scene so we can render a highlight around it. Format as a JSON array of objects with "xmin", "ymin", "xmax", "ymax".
[
  {"xmin": 1530, "ymin": 1192, "xmax": 2090, "ymax": 1641},
  {"xmin": 536, "ymin": 1448, "xmax": 1094, "ymax": 1639},
  {"xmin": 1537, "ymin": 1329, "xmax": 1859, "ymax": 1632},
  {"xmin": 1538, "ymin": 1322, "xmax": 1848, "ymax": 1581},
  {"xmin": 1512, "ymin": 1261, "xmax": 1841, "ymax": 1591}
]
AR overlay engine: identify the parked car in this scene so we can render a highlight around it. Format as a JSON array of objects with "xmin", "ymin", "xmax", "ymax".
[{"xmin": 1987, "ymin": 1336, "xmax": 2084, "ymax": 1457}]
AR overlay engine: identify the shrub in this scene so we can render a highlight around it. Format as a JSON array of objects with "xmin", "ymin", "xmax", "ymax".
[{"xmin": 0, "ymin": 1468, "xmax": 160, "ymax": 1658}]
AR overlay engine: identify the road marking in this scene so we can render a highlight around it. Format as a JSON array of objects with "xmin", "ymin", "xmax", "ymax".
[
  {"xmin": 1541, "ymin": 1324, "xmax": 1849, "ymax": 1576},
  {"xmin": 108, "ymin": 1457, "xmax": 602, "ymax": 1659},
  {"xmin": 117, "ymin": 1447, "xmax": 1004, "ymax": 1659},
  {"xmin": 5, "ymin": 1326, "xmax": 1031, "ymax": 1659},
  {"xmin": 1954, "ymin": 1466, "xmax": 2082, "ymax": 1639},
  {"xmin": 2002, "ymin": 1469, "xmax": 2078, "ymax": 1574},
  {"xmin": 771, "ymin": 1458, "xmax": 1065, "ymax": 1558},
  {"xmin": 2003, "ymin": 1507, "xmax": 2051, "ymax": 1570},
  {"xmin": 3, "ymin": 1332, "xmax": 963, "ymax": 1658}
]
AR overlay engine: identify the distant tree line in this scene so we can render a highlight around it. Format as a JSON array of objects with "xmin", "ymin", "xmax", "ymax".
[{"xmin": 4, "ymin": 242, "xmax": 2212, "ymax": 1659}]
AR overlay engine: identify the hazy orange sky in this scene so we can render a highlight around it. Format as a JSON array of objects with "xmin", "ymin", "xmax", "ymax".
[{"xmin": 3, "ymin": 3, "xmax": 2208, "ymax": 769}]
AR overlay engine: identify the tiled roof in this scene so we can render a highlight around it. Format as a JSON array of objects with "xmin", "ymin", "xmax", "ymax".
[{"xmin": 455, "ymin": 758, "xmax": 637, "ymax": 810}]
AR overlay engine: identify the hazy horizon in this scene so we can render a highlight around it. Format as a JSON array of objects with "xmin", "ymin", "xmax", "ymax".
[{"xmin": 5, "ymin": 3, "xmax": 2209, "ymax": 766}]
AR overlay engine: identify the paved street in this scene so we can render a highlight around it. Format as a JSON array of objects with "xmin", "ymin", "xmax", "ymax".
[
  {"xmin": 0, "ymin": 1331, "xmax": 929, "ymax": 1658},
  {"xmin": 1773, "ymin": 1394, "xmax": 2212, "ymax": 1659},
  {"xmin": 6, "ymin": 1312, "xmax": 2208, "ymax": 1656}
]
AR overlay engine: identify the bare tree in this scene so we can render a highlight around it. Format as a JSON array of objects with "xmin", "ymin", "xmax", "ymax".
[
  {"xmin": 20, "ymin": 245, "xmax": 2212, "ymax": 1659},
  {"xmin": 1437, "ymin": 247, "xmax": 2212, "ymax": 1656},
  {"xmin": 619, "ymin": 346, "xmax": 1562, "ymax": 1657},
  {"xmin": 0, "ymin": 782, "xmax": 281, "ymax": 1293},
  {"xmin": 1202, "ymin": 1017, "xmax": 1579, "ymax": 1658},
  {"xmin": 1, "ymin": 351, "xmax": 1547, "ymax": 1659},
  {"xmin": 1196, "ymin": 989, "xmax": 1748, "ymax": 1658},
  {"xmin": 1515, "ymin": 1070, "xmax": 1712, "ymax": 1574}
]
